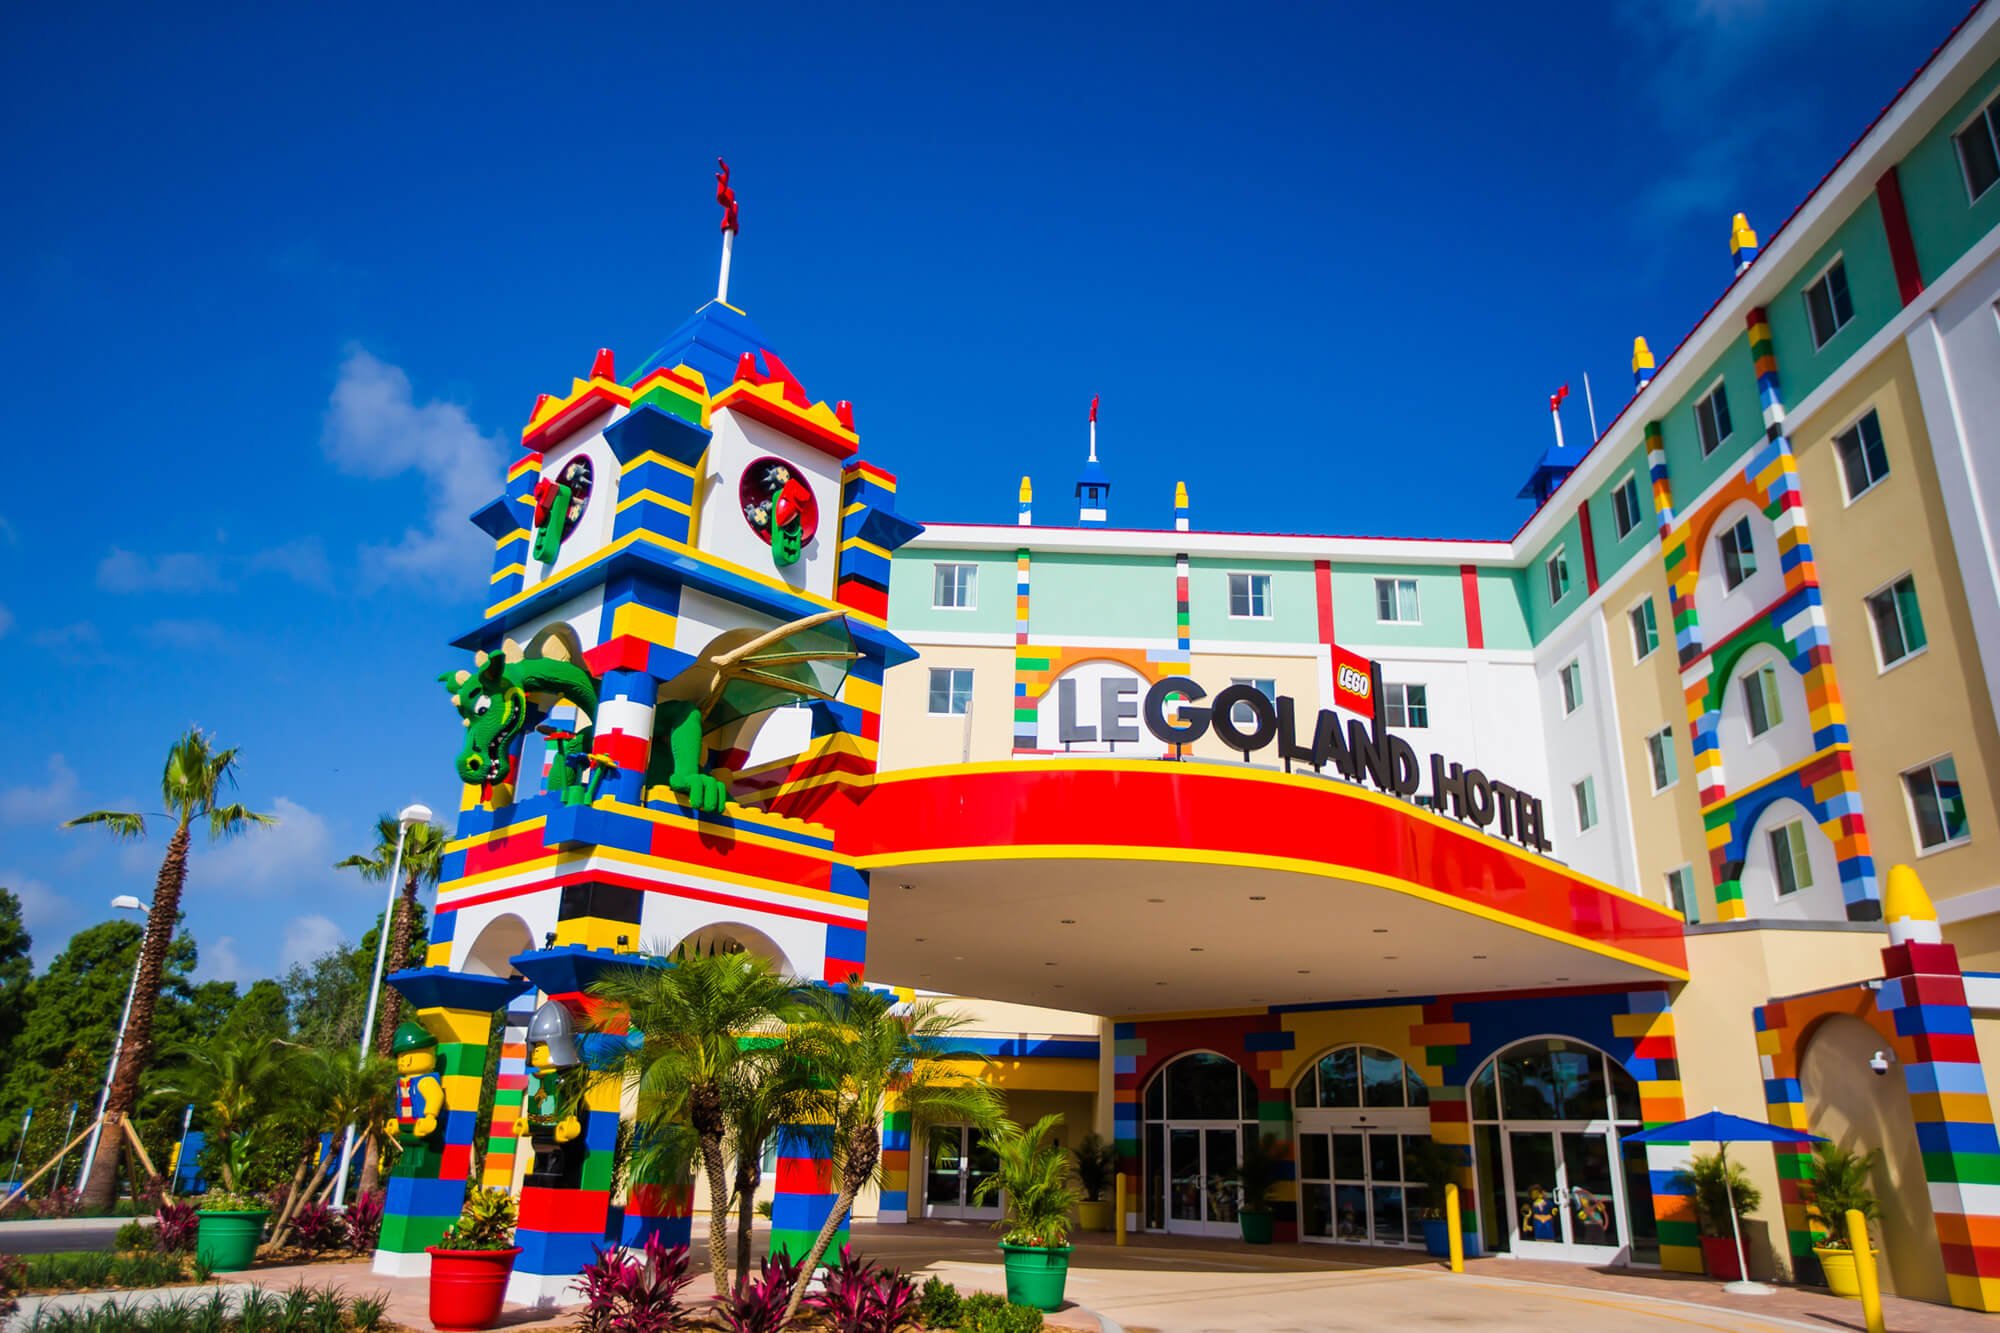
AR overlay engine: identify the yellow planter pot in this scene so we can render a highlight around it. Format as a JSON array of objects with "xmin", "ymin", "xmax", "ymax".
[
  {"xmin": 1814, "ymin": 1244, "xmax": 1875, "ymax": 1299},
  {"xmin": 1076, "ymin": 1200, "xmax": 1112, "ymax": 1233}
]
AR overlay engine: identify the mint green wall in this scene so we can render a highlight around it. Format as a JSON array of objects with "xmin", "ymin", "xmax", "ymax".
[
  {"xmin": 1031, "ymin": 553, "xmax": 1178, "ymax": 640},
  {"xmin": 1327, "ymin": 562, "xmax": 1469, "ymax": 649},
  {"xmin": 886, "ymin": 547, "xmax": 1017, "ymax": 636},
  {"xmin": 1763, "ymin": 197, "xmax": 1898, "ymax": 405},
  {"xmin": 1521, "ymin": 511, "xmax": 1585, "ymax": 645},
  {"xmin": 1478, "ymin": 569, "xmax": 1531, "ymax": 650},
  {"xmin": 1583, "ymin": 444, "xmax": 1657, "ymax": 581},
  {"xmin": 1902, "ymin": 57, "xmax": 2000, "ymax": 284},
  {"xmin": 1187, "ymin": 557, "xmax": 1318, "ymax": 643}
]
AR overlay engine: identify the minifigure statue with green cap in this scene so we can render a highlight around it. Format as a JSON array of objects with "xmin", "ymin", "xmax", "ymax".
[{"xmin": 383, "ymin": 1021, "xmax": 447, "ymax": 1178}]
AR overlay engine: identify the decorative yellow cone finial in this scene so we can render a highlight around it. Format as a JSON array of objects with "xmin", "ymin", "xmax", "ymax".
[{"xmin": 1884, "ymin": 864, "xmax": 1942, "ymax": 946}]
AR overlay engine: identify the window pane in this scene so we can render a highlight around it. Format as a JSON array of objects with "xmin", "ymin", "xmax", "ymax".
[
  {"xmin": 1406, "ymin": 685, "xmax": 1428, "ymax": 728},
  {"xmin": 1553, "ymin": 1049, "xmax": 1608, "ymax": 1121},
  {"xmin": 1398, "ymin": 580, "xmax": 1419, "ymax": 621},
  {"xmin": 1167, "ymin": 1053, "xmax": 1243, "ymax": 1120},
  {"xmin": 1896, "ymin": 577, "xmax": 1927, "ymax": 653},
  {"xmin": 1499, "ymin": 1046, "xmax": 1560, "ymax": 1119},
  {"xmin": 1470, "ymin": 1062, "xmax": 1499, "ymax": 1121},
  {"xmin": 1250, "ymin": 575, "xmax": 1269, "ymax": 617},
  {"xmin": 1332, "ymin": 1133, "xmax": 1365, "ymax": 1181},
  {"xmin": 1861, "ymin": 414, "xmax": 1889, "ymax": 484},
  {"xmin": 1294, "ymin": 1065, "xmax": 1318, "ymax": 1109},
  {"xmin": 1301, "ymin": 1182, "xmax": 1332, "ymax": 1239},
  {"xmin": 1772, "ymin": 827, "xmax": 1800, "ymax": 896},
  {"xmin": 1369, "ymin": 1133, "xmax": 1401, "ymax": 1184},
  {"xmin": 1144, "ymin": 1070, "xmax": 1164, "ymax": 1120},
  {"xmin": 1406, "ymin": 1066, "xmax": 1429, "ymax": 1107},
  {"xmin": 1829, "ymin": 262, "xmax": 1854, "ymax": 327},
  {"xmin": 1362, "ymin": 1048, "xmax": 1406, "ymax": 1107},
  {"xmin": 1808, "ymin": 277, "xmax": 1837, "ymax": 346},
  {"xmin": 1869, "ymin": 587, "xmax": 1908, "ymax": 664},
  {"xmin": 1376, "ymin": 579, "xmax": 1394, "ymax": 620},
  {"xmin": 1322, "ymin": 1048, "xmax": 1359, "ymax": 1108},
  {"xmin": 1910, "ymin": 758, "xmax": 1969, "ymax": 848},
  {"xmin": 1301, "ymin": 1134, "xmax": 1331, "ymax": 1181},
  {"xmin": 1790, "ymin": 824, "xmax": 1814, "ymax": 890},
  {"xmin": 1960, "ymin": 112, "xmax": 2000, "ymax": 199}
]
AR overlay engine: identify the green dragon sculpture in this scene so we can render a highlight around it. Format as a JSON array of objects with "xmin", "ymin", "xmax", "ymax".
[{"xmin": 440, "ymin": 611, "xmax": 854, "ymax": 815}]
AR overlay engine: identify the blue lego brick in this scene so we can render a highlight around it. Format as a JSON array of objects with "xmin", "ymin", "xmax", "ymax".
[
  {"xmin": 387, "ymin": 966, "xmax": 532, "ymax": 1016},
  {"xmin": 585, "ymin": 1109, "xmax": 621, "ymax": 1153},
  {"xmin": 430, "ymin": 910, "xmax": 458, "ymax": 945},
  {"xmin": 442, "ymin": 1109, "xmax": 481, "ymax": 1144},
  {"xmin": 1905, "ymin": 1061, "xmax": 1990, "ymax": 1096},
  {"xmin": 385, "ymin": 1173, "xmax": 469, "ymax": 1219},
  {"xmin": 621, "ymin": 1212, "xmax": 692, "ymax": 1249},
  {"xmin": 1764, "ymin": 1077, "xmax": 1802, "ymax": 1103},
  {"xmin": 1916, "ymin": 1120, "xmax": 2000, "ymax": 1155},
  {"xmin": 1113, "ymin": 1023, "xmax": 1136, "ymax": 1039},
  {"xmin": 1243, "ymin": 1031, "xmax": 1295, "ymax": 1053},
  {"xmin": 828, "ymin": 865, "xmax": 869, "ymax": 900},
  {"xmin": 770, "ymin": 1192, "xmax": 837, "ymax": 1233},
  {"xmin": 514, "ymin": 1227, "xmax": 605, "ymax": 1277},
  {"xmin": 775, "ymin": 1124, "xmax": 835, "ymax": 1159},
  {"xmin": 825, "ymin": 925, "xmax": 868, "ymax": 964},
  {"xmin": 878, "ymin": 1190, "xmax": 908, "ymax": 1215},
  {"xmin": 603, "ymin": 402, "xmax": 713, "ymax": 468},
  {"xmin": 511, "ymin": 945, "xmax": 667, "ymax": 999},
  {"xmin": 1893, "ymin": 1004, "xmax": 1972, "ymax": 1037}
]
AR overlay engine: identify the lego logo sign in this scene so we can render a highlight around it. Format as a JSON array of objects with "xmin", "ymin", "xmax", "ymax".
[
  {"xmin": 1332, "ymin": 645, "xmax": 1374, "ymax": 717},
  {"xmin": 1338, "ymin": 664, "xmax": 1370, "ymax": 698}
]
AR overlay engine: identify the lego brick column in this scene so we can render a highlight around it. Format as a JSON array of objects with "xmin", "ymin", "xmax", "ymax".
[
  {"xmin": 373, "ymin": 970, "xmax": 527, "ymax": 1277},
  {"xmin": 1110, "ymin": 1023, "xmax": 1144, "ymax": 1233},
  {"xmin": 876, "ymin": 1094, "xmax": 911, "ymax": 1225},
  {"xmin": 480, "ymin": 994, "xmax": 536, "ymax": 1190},
  {"xmin": 1012, "ymin": 549, "xmax": 1038, "ymax": 752},
  {"xmin": 1413, "ymin": 1005, "xmax": 1482, "ymax": 1254},
  {"xmin": 769, "ymin": 1118, "xmax": 843, "ymax": 1262},
  {"xmin": 1243, "ymin": 1028, "xmax": 1298, "ymax": 1242},
  {"xmin": 620, "ymin": 1152, "xmax": 693, "ymax": 1250}
]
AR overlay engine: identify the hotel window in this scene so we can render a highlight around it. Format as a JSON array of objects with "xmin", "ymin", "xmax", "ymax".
[
  {"xmin": 1804, "ymin": 258, "xmax": 1855, "ymax": 349},
  {"xmin": 1612, "ymin": 473, "xmax": 1643, "ymax": 539},
  {"xmin": 1834, "ymin": 410, "xmax": 1891, "ymax": 501},
  {"xmin": 1769, "ymin": 820, "xmax": 1814, "ymax": 897},
  {"xmin": 1666, "ymin": 866, "xmax": 1698, "ymax": 924},
  {"xmin": 1559, "ymin": 659, "xmax": 1583, "ymax": 715},
  {"xmin": 1645, "ymin": 726, "xmax": 1678, "ymax": 793},
  {"xmin": 1384, "ymin": 682, "xmax": 1428, "ymax": 729},
  {"xmin": 932, "ymin": 563, "xmax": 976, "ymax": 610},
  {"xmin": 1955, "ymin": 92, "xmax": 2000, "ymax": 202},
  {"xmin": 1229, "ymin": 677, "xmax": 1276, "ymax": 728},
  {"xmin": 926, "ymin": 667, "xmax": 973, "ymax": 716},
  {"xmin": 1573, "ymin": 776, "xmax": 1599, "ymax": 833},
  {"xmin": 1719, "ymin": 516, "xmax": 1758, "ymax": 591},
  {"xmin": 1375, "ymin": 577, "xmax": 1419, "ymax": 623},
  {"xmin": 1228, "ymin": 572, "xmax": 1272, "ymax": 619},
  {"xmin": 1630, "ymin": 598, "xmax": 1659, "ymax": 662},
  {"xmin": 1546, "ymin": 547, "xmax": 1570, "ymax": 604},
  {"xmin": 1696, "ymin": 381, "xmax": 1734, "ymax": 457},
  {"xmin": 1905, "ymin": 756, "xmax": 1970, "ymax": 851},
  {"xmin": 1743, "ymin": 662, "xmax": 1783, "ymax": 738},
  {"xmin": 1866, "ymin": 574, "xmax": 1928, "ymax": 669}
]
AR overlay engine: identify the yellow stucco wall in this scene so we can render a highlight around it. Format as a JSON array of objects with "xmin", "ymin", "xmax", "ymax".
[
  {"xmin": 878, "ymin": 644, "xmax": 1017, "ymax": 769},
  {"xmin": 1183, "ymin": 651, "xmax": 1323, "ymax": 764}
]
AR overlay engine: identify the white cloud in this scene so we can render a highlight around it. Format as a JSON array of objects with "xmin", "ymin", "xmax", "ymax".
[
  {"xmin": 0, "ymin": 754, "xmax": 81, "ymax": 826},
  {"xmin": 322, "ymin": 346, "xmax": 506, "ymax": 592},
  {"xmin": 250, "ymin": 537, "xmax": 334, "ymax": 590},
  {"xmin": 200, "ymin": 935, "xmax": 247, "ymax": 986},
  {"xmin": 280, "ymin": 914, "xmax": 346, "ymax": 971},
  {"xmin": 201, "ymin": 796, "xmax": 333, "ymax": 892},
  {"xmin": 97, "ymin": 547, "xmax": 227, "ymax": 594},
  {"xmin": 138, "ymin": 618, "xmax": 240, "ymax": 652}
]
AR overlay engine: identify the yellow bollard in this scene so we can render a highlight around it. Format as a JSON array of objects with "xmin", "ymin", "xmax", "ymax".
[
  {"xmin": 1115, "ymin": 1172, "xmax": 1127, "ymax": 1247},
  {"xmin": 1446, "ymin": 1182, "xmax": 1464, "ymax": 1273},
  {"xmin": 1846, "ymin": 1209, "xmax": 1884, "ymax": 1333}
]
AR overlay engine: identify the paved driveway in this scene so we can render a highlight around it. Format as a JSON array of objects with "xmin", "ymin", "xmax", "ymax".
[{"xmin": 0, "ymin": 1217, "xmax": 133, "ymax": 1255}]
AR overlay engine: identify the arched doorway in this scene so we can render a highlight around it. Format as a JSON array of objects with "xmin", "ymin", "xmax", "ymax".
[
  {"xmin": 1292, "ymin": 1045, "xmax": 1431, "ymax": 1246},
  {"xmin": 459, "ymin": 913, "xmax": 532, "ymax": 978},
  {"xmin": 1467, "ymin": 1037, "xmax": 1654, "ymax": 1264},
  {"xmin": 1140, "ymin": 1053, "xmax": 1260, "ymax": 1237},
  {"xmin": 676, "ymin": 922, "xmax": 797, "ymax": 975}
]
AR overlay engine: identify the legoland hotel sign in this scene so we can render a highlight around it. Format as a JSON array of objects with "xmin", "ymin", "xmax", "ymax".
[{"xmin": 1049, "ymin": 658, "xmax": 1552, "ymax": 854}]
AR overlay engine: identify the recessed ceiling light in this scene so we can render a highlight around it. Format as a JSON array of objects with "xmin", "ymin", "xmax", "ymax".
[
  {"xmin": 1053, "ymin": 984, "xmax": 1065, "ymax": 989},
  {"xmin": 1189, "ymin": 947, "xmax": 1203, "ymax": 952},
  {"xmin": 1383, "ymin": 955, "xmax": 1398, "ymax": 960},
  {"xmin": 1060, "ymin": 919, "xmax": 1076, "ymax": 924},
  {"xmin": 1155, "ymin": 981, "xmax": 1167, "ymax": 986},
  {"xmin": 1147, "ymin": 897, "xmax": 1165, "ymax": 903},
  {"xmin": 1472, "ymin": 954, "xmax": 1487, "ymax": 960},
  {"xmin": 1045, "ymin": 961, "xmax": 1057, "ymax": 967},
  {"xmin": 901, "ymin": 884, "xmax": 914, "ymax": 891},
  {"xmin": 915, "ymin": 937, "xmax": 926, "ymax": 942},
  {"xmin": 1386, "ymin": 988, "xmax": 1399, "ymax": 994},
  {"xmin": 1297, "ymin": 969, "xmax": 1311, "ymax": 975},
  {"xmin": 1249, "ymin": 895, "xmax": 1266, "ymax": 901},
  {"xmin": 1373, "ymin": 928, "xmax": 1389, "ymax": 934},
  {"xmin": 1557, "ymin": 976, "xmax": 1570, "ymax": 981},
  {"xmin": 954, "ymin": 955, "xmax": 965, "ymax": 961}
]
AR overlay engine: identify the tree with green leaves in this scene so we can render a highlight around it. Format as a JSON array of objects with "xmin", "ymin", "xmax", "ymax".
[
  {"xmin": 218, "ymin": 980, "xmax": 291, "ymax": 1044},
  {"xmin": 63, "ymin": 727, "xmax": 275, "ymax": 1207},
  {"xmin": 587, "ymin": 947, "xmax": 804, "ymax": 1293},
  {"xmin": 779, "ymin": 980, "xmax": 1000, "ymax": 1324},
  {"xmin": 0, "ymin": 888, "xmax": 33, "ymax": 1069},
  {"xmin": 334, "ymin": 815, "xmax": 448, "ymax": 1056},
  {"xmin": 724, "ymin": 1041, "xmax": 829, "ymax": 1289},
  {"xmin": 147, "ymin": 1032, "xmax": 296, "ymax": 1194}
]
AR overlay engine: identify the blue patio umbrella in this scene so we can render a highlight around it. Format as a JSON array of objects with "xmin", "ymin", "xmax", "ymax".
[{"xmin": 1624, "ymin": 1109, "xmax": 1828, "ymax": 1296}]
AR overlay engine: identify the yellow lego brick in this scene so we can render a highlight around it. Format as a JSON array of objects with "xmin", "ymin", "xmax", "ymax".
[
  {"xmin": 1910, "ymin": 1091, "xmax": 1997, "ymax": 1124},
  {"xmin": 426, "ymin": 943, "xmax": 453, "ymax": 967},
  {"xmin": 441, "ymin": 1073, "xmax": 483, "ymax": 1107},
  {"xmin": 1717, "ymin": 899, "xmax": 1749, "ymax": 922},
  {"xmin": 554, "ymin": 918, "xmax": 633, "ymax": 951},
  {"xmin": 1639, "ymin": 1080, "xmax": 1682, "ymax": 1103},
  {"xmin": 1660, "ymin": 1244, "xmax": 1705, "ymax": 1274},
  {"xmin": 842, "ymin": 676, "xmax": 883, "ymax": 712},
  {"xmin": 489, "ymin": 562, "xmax": 526, "ymax": 586},
  {"xmin": 1756, "ymin": 1029, "xmax": 1785, "ymax": 1056},
  {"xmin": 421, "ymin": 1007, "xmax": 495, "ymax": 1046},
  {"xmin": 615, "ymin": 489, "xmax": 694, "ymax": 517},
  {"xmin": 584, "ymin": 1079, "xmax": 623, "ymax": 1113},
  {"xmin": 1947, "ymin": 1273, "xmax": 2000, "ymax": 1312},
  {"xmin": 611, "ymin": 602, "xmax": 679, "ymax": 645},
  {"xmin": 1428, "ymin": 1122, "xmax": 1472, "ymax": 1146},
  {"xmin": 1613, "ymin": 1011, "xmax": 1675, "ymax": 1039}
]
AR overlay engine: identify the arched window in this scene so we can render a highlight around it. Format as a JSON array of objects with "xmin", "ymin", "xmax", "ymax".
[
  {"xmin": 1139, "ymin": 1053, "xmax": 1260, "ymax": 1236},
  {"xmin": 1293, "ymin": 1045, "xmax": 1430, "ymax": 1110},
  {"xmin": 1468, "ymin": 1037, "xmax": 1639, "ymax": 1123},
  {"xmin": 1143, "ymin": 1052, "xmax": 1260, "ymax": 1122}
]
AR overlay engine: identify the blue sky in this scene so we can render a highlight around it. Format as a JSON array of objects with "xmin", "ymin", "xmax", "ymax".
[{"xmin": 0, "ymin": 0, "xmax": 1971, "ymax": 979}]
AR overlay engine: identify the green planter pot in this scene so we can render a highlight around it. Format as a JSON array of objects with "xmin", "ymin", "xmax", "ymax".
[
  {"xmin": 195, "ymin": 1209, "xmax": 269, "ymax": 1272},
  {"xmin": 999, "ymin": 1242, "xmax": 1073, "ymax": 1311},
  {"xmin": 1240, "ymin": 1209, "xmax": 1274, "ymax": 1244}
]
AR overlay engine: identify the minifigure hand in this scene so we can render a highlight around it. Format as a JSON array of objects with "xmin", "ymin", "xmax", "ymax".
[
  {"xmin": 555, "ymin": 1116, "xmax": 582, "ymax": 1143},
  {"xmin": 384, "ymin": 1118, "xmax": 399, "ymax": 1138},
  {"xmin": 415, "ymin": 1116, "xmax": 438, "ymax": 1137}
]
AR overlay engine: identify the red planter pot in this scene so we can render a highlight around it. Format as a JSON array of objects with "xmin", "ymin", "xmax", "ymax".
[
  {"xmin": 1699, "ymin": 1236, "xmax": 1743, "ymax": 1281},
  {"xmin": 426, "ymin": 1246, "xmax": 521, "ymax": 1331}
]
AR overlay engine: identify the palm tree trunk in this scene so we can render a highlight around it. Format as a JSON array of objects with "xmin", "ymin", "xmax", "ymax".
[
  {"xmin": 357, "ymin": 1138, "xmax": 382, "ymax": 1199},
  {"xmin": 782, "ymin": 1124, "xmax": 878, "ymax": 1325},
  {"xmin": 264, "ymin": 1140, "xmax": 319, "ymax": 1251},
  {"xmin": 700, "ymin": 1131, "xmax": 731, "ymax": 1295},
  {"xmin": 80, "ymin": 821, "xmax": 192, "ymax": 1210},
  {"xmin": 373, "ymin": 882, "xmax": 419, "ymax": 1057},
  {"xmin": 733, "ymin": 1156, "xmax": 757, "ymax": 1292}
]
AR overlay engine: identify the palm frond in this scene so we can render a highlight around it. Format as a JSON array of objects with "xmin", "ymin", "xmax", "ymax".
[
  {"xmin": 208, "ymin": 801, "xmax": 277, "ymax": 840},
  {"xmin": 62, "ymin": 809, "xmax": 148, "ymax": 840}
]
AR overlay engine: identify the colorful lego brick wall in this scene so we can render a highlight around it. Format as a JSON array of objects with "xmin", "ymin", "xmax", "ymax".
[
  {"xmin": 769, "ymin": 1118, "xmax": 844, "ymax": 1262},
  {"xmin": 481, "ymin": 995, "xmax": 535, "ymax": 1190}
]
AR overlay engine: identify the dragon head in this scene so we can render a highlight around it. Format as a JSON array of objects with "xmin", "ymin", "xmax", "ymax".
[{"xmin": 440, "ymin": 650, "xmax": 529, "ymax": 784}]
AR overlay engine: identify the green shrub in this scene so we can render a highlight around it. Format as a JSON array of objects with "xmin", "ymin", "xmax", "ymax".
[
  {"xmin": 195, "ymin": 1192, "xmax": 266, "ymax": 1214},
  {"xmin": 1803, "ymin": 1143, "xmax": 1884, "ymax": 1249},
  {"xmin": 115, "ymin": 1222, "xmax": 153, "ymax": 1252},
  {"xmin": 1674, "ymin": 1154, "xmax": 1761, "ymax": 1239},
  {"xmin": 437, "ymin": 1190, "xmax": 515, "ymax": 1251},
  {"xmin": 916, "ymin": 1275, "xmax": 961, "ymax": 1327},
  {"xmin": 955, "ymin": 1292, "xmax": 1043, "ymax": 1332}
]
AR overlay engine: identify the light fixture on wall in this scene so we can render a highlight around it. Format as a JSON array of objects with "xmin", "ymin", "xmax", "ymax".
[{"xmin": 1870, "ymin": 1049, "xmax": 1894, "ymax": 1076}]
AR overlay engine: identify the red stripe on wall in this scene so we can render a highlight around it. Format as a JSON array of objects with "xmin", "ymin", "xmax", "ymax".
[
  {"xmin": 1875, "ymin": 165, "xmax": 1926, "ymax": 306},
  {"xmin": 1577, "ymin": 501, "xmax": 1600, "ymax": 594},
  {"xmin": 1459, "ymin": 564, "xmax": 1484, "ymax": 649},
  {"xmin": 1313, "ymin": 559, "xmax": 1335, "ymax": 646}
]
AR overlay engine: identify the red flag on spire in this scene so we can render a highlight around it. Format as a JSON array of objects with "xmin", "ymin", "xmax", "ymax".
[
  {"xmin": 716, "ymin": 158, "xmax": 739, "ymax": 235},
  {"xmin": 1549, "ymin": 384, "xmax": 1569, "ymax": 413},
  {"xmin": 1089, "ymin": 395, "xmax": 1099, "ymax": 423}
]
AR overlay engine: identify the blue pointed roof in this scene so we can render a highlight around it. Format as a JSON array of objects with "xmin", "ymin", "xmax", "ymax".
[
  {"xmin": 631, "ymin": 300, "xmax": 776, "ymax": 393},
  {"xmin": 1517, "ymin": 442, "xmax": 1584, "ymax": 505},
  {"xmin": 1075, "ymin": 458, "xmax": 1110, "ymax": 494}
]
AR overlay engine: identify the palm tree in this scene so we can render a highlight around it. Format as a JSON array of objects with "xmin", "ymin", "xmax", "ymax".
[
  {"xmin": 335, "ymin": 814, "xmax": 447, "ymax": 1195},
  {"xmin": 779, "ymin": 978, "xmax": 1001, "ymax": 1325},
  {"xmin": 148, "ymin": 1032, "xmax": 298, "ymax": 1194},
  {"xmin": 263, "ymin": 1046, "xmax": 400, "ymax": 1249},
  {"xmin": 724, "ymin": 1044, "xmax": 830, "ymax": 1289},
  {"xmin": 588, "ymin": 946, "xmax": 804, "ymax": 1292},
  {"xmin": 65, "ymin": 728, "xmax": 275, "ymax": 1208}
]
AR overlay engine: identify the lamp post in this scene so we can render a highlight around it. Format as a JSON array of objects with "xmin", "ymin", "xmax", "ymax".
[
  {"xmin": 78, "ymin": 895, "xmax": 151, "ymax": 1189},
  {"xmin": 332, "ymin": 802, "xmax": 432, "ymax": 1210}
]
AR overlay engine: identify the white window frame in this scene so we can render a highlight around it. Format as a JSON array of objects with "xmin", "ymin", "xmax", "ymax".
[
  {"xmin": 932, "ymin": 563, "xmax": 977, "ymax": 611},
  {"xmin": 1573, "ymin": 776, "xmax": 1599, "ymax": 834},
  {"xmin": 1954, "ymin": 93, "xmax": 2000, "ymax": 204},
  {"xmin": 1719, "ymin": 516, "xmax": 1758, "ymax": 592},
  {"xmin": 1628, "ymin": 596, "xmax": 1659, "ymax": 664},
  {"xmin": 1804, "ymin": 253, "xmax": 1855, "ymax": 351},
  {"xmin": 1904, "ymin": 753, "xmax": 1972, "ymax": 855},
  {"xmin": 1695, "ymin": 377, "xmax": 1734, "ymax": 458},
  {"xmin": 926, "ymin": 666, "xmax": 974, "ymax": 716},
  {"xmin": 1227, "ymin": 572, "xmax": 1273, "ymax": 620},
  {"xmin": 1559, "ymin": 659, "xmax": 1583, "ymax": 716},
  {"xmin": 1833, "ymin": 407, "xmax": 1891, "ymax": 504},
  {"xmin": 1229, "ymin": 676, "xmax": 1277, "ymax": 729},
  {"xmin": 1665, "ymin": 865, "xmax": 1698, "ymax": 924},
  {"xmin": 1374, "ymin": 577, "xmax": 1420, "ymax": 625},
  {"xmin": 1743, "ymin": 662, "xmax": 1784, "ymax": 738},
  {"xmin": 1769, "ymin": 819, "xmax": 1815, "ymax": 897},
  {"xmin": 1546, "ymin": 546, "xmax": 1570, "ymax": 605},
  {"xmin": 1384, "ymin": 682, "xmax": 1428, "ymax": 730},
  {"xmin": 1611, "ymin": 472, "xmax": 1643, "ymax": 540},
  {"xmin": 1864, "ymin": 571, "xmax": 1928, "ymax": 674},
  {"xmin": 1645, "ymin": 725, "xmax": 1678, "ymax": 794}
]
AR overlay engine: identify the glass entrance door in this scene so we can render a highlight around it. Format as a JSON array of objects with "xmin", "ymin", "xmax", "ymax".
[
  {"xmin": 1164, "ymin": 1125, "xmax": 1242, "ymax": 1236},
  {"xmin": 1501, "ymin": 1126, "xmax": 1628, "ymax": 1261},
  {"xmin": 923, "ymin": 1125, "xmax": 1000, "ymax": 1221},
  {"xmin": 1297, "ymin": 1128, "xmax": 1427, "ymax": 1246}
]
